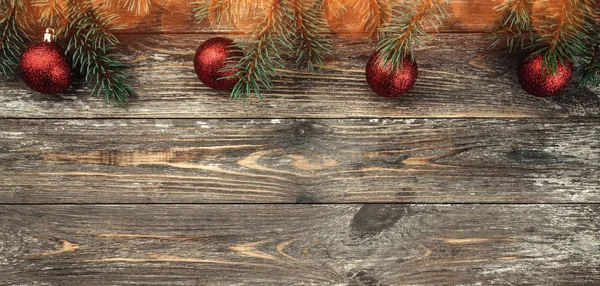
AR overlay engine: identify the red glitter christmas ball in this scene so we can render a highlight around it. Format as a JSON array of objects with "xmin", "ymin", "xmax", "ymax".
[
  {"xmin": 366, "ymin": 52, "xmax": 418, "ymax": 98},
  {"xmin": 518, "ymin": 53, "xmax": 573, "ymax": 97},
  {"xmin": 18, "ymin": 42, "xmax": 72, "ymax": 95},
  {"xmin": 194, "ymin": 37, "xmax": 243, "ymax": 91}
]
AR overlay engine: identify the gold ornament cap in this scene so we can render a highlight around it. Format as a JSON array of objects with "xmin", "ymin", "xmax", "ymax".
[{"xmin": 43, "ymin": 28, "xmax": 55, "ymax": 42}]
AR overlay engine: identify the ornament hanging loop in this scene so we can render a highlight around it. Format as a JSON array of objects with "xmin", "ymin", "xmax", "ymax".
[{"xmin": 43, "ymin": 28, "xmax": 55, "ymax": 43}]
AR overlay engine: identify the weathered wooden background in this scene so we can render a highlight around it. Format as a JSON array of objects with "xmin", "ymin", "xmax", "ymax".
[{"xmin": 1, "ymin": 0, "xmax": 599, "ymax": 285}]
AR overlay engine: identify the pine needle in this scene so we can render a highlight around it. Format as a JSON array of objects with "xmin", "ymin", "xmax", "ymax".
[
  {"xmin": 65, "ymin": 0, "xmax": 134, "ymax": 105},
  {"xmin": 208, "ymin": 0, "xmax": 262, "ymax": 28},
  {"xmin": 576, "ymin": 1, "xmax": 600, "ymax": 87},
  {"xmin": 225, "ymin": 0, "xmax": 295, "ymax": 102},
  {"xmin": 119, "ymin": 0, "xmax": 152, "ymax": 16},
  {"xmin": 354, "ymin": 0, "xmax": 392, "ymax": 36},
  {"xmin": 489, "ymin": 0, "xmax": 535, "ymax": 52},
  {"xmin": 32, "ymin": 0, "xmax": 68, "ymax": 30},
  {"xmin": 377, "ymin": 0, "xmax": 449, "ymax": 67},
  {"xmin": 192, "ymin": 0, "xmax": 210, "ymax": 23},
  {"xmin": 292, "ymin": 0, "xmax": 331, "ymax": 70},
  {"xmin": 0, "ymin": 0, "xmax": 30, "ymax": 75},
  {"xmin": 531, "ymin": 0, "xmax": 591, "ymax": 74},
  {"xmin": 323, "ymin": 0, "xmax": 346, "ymax": 19}
]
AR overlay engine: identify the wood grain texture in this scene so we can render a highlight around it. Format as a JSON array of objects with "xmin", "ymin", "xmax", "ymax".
[
  {"xmin": 0, "ymin": 204, "xmax": 598, "ymax": 285},
  {"xmin": 2, "ymin": 34, "xmax": 600, "ymax": 119},
  {"xmin": 2, "ymin": 2, "xmax": 598, "ymax": 285},
  {"xmin": 1, "ymin": 118, "xmax": 598, "ymax": 203}
]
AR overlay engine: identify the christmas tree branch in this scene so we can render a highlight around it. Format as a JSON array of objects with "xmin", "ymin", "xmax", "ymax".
[
  {"xmin": 65, "ymin": 1, "xmax": 134, "ymax": 105},
  {"xmin": 490, "ymin": 0, "xmax": 535, "ymax": 52},
  {"xmin": 0, "ymin": 0, "xmax": 29, "ymax": 75},
  {"xmin": 531, "ymin": 0, "xmax": 590, "ymax": 74},
  {"xmin": 578, "ymin": 43, "xmax": 600, "ymax": 86},
  {"xmin": 377, "ymin": 0, "xmax": 449, "ymax": 67},
  {"xmin": 323, "ymin": 0, "xmax": 345, "ymax": 19},
  {"xmin": 207, "ymin": 0, "xmax": 262, "ymax": 28},
  {"xmin": 32, "ymin": 0, "xmax": 68, "ymax": 30},
  {"xmin": 207, "ymin": 0, "xmax": 238, "ymax": 26},
  {"xmin": 119, "ymin": 0, "xmax": 152, "ymax": 16},
  {"xmin": 291, "ymin": 0, "xmax": 331, "ymax": 70},
  {"xmin": 192, "ymin": 0, "xmax": 209, "ymax": 23},
  {"xmin": 91, "ymin": 0, "xmax": 152, "ymax": 16},
  {"xmin": 226, "ymin": 0, "xmax": 294, "ymax": 102},
  {"xmin": 577, "ymin": 2, "xmax": 600, "ymax": 87},
  {"xmin": 355, "ymin": 0, "xmax": 392, "ymax": 36}
]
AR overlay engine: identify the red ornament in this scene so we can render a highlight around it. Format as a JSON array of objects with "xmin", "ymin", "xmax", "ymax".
[
  {"xmin": 518, "ymin": 53, "xmax": 573, "ymax": 97},
  {"xmin": 194, "ymin": 37, "xmax": 243, "ymax": 91},
  {"xmin": 366, "ymin": 52, "xmax": 418, "ymax": 98},
  {"xmin": 18, "ymin": 29, "xmax": 72, "ymax": 95}
]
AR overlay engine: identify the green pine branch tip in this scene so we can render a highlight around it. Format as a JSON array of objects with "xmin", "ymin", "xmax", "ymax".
[
  {"xmin": 377, "ymin": 0, "xmax": 449, "ymax": 68},
  {"xmin": 65, "ymin": 0, "xmax": 135, "ymax": 105}
]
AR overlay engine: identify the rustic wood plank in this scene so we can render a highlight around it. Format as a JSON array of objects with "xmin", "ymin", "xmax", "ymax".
[
  {"xmin": 0, "ymin": 204, "xmax": 598, "ymax": 285},
  {"xmin": 1, "ymin": 118, "xmax": 598, "ymax": 203},
  {"xmin": 2, "ymin": 34, "xmax": 599, "ymax": 119}
]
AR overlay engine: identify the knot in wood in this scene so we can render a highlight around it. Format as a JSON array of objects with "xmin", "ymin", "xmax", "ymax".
[{"xmin": 293, "ymin": 121, "xmax": 315, "ymax": 140}]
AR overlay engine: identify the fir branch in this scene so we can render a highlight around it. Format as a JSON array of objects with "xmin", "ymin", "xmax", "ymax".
[
  {"xmin": 531, "ymin": 0, "xmax": 591, "ymax": 74},
  {"xmin": 354, "ymin": 0, "xmax": 392, "ymax": 36},
  {"xmin": 65, "ymin": 1, "xmax": 134, "ymax": 105},
  {"xmin": 291, "ymin": 0, "xmax": 331, "ymax": 70},
  {"xmin": 119, "ymin": 0, "xmax": 152, "ymax": 16},
  {"xmin": 578, "ymin": 43, "xmax": 600, "ymax": 86},
  {"xmin": 490, "ymin": 0, "xmax": 535, "ymax": 52},
  {"xmin": 208, "ymin": 0, "xmax": 262, "ymax": 28},
  {"xmin": 207, "ymin": 0, "xmax": 236, "ymax": 26},
  {"xmin": 85, "ymin": 0, "xmax": 151, "ymax": 16},
  {"xmin": 323, "ymin": 0, "xmax": 346, "ymax": 19},
  {"xmin": 377, "ymin": 0, "xmax": 449, "ymax": 67},
  {"xmin": 226, "ymin": 0, "xmax": 295, "ymax": 102},
  {"xmin": 577, "ymin": 2, "xmax": 600, "ymax": 87},
  {"xmin": 32, "ymin": 0, "xmax": 68, "ymax": 30},
  {"xmin": 0, "ymin": 0, "xmax": 29, "ymax": 75},
  {"xmin": 192, "ymin": 0, "xmax": 209, "ymax": 23},
  {"xmin": 90, "ymin": 0, "xmax": 119, "ymax": 10}
]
